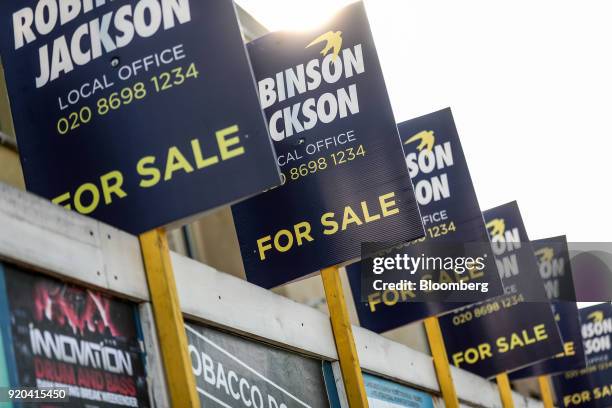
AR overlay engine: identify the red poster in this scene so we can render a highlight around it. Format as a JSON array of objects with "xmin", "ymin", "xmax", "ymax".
[{"xmin": 0, "ymin": 263, "xmax": 150, "ymax": 407}]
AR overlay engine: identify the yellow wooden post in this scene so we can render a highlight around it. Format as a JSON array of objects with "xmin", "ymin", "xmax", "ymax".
[
  {"xmin": 538, "ymin": 375, "xmax": 555, "ymax": 408},
  {"xmin": 0, "ymin": 62, "xmax": 16, "ymax": 138},
  {"xmin": 321, "ymin": 266, "xmax": 369, "ymax": 408},
  {"xmin": 140, "ymin": 228, "xmax": 200, "ymax": 407},
  {"xmin": 496, "ymin": 372, "xmax": 515, "ymax": 408},
  {"xmin": 424, "ymin": 316, "xmax": 460, "ymax": 408}
]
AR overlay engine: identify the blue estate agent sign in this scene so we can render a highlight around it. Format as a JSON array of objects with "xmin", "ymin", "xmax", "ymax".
[
  {"xmin": 0, "ymin": 0, "xmax": 280, "ymax": 234},
  {"xmin": 551, "ymin": 303, "xmax": 612, "ymax": 408},
  {"xmin": 510, "ymin": 300, "xmax": 586, "ymax": 379},
  {"xmin": 579, "ymin": 303, "xmax": 612, "ymax": 365},
  {"xmin": 231, "ymin": 2, "xmax": 424, "ymax": 288},
  {"xmin": 533, "ymin": 236, "xmax": 577, "ymax": 302},
  {"xmin": 347, "ymin": 108, "xmax": 504, "ymax": 332},
  {"xmin": 437, "ymin": 201, "xmax": 563, "ymax": 379},
  {"xmin": 511, "ymin": 236, "xmax": 587, "ymax": 379},
  {"xmin": 510, "ymin": 237, "xmax": 586, "ymax": 379},
  {"xmin": 553, "ymin": 361, "xmax": 612, "ymax": 408}
]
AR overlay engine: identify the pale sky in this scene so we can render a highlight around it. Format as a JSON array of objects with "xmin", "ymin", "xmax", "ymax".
[{"xmin": 236, "ymin": 0, "xmax": 612, "ymax": 242}]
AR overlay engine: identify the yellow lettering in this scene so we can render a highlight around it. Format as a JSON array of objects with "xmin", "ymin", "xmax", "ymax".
[
  {"xmin": 453, "ymin": 344, "xmax": 492, "ymax": 367},
  {"xmin": 52, "ymin": 192, "xmax": 72, "ymax": 209},
  {"xmin": 439, "ymin": 270, "xmax": 453, "ymax": 284},
  {"xmin": 165, "ymin": 146, "xmax": 194, "ymax": 181},
  {"xmin": 274, "ymin": 229, "xmax": 293, "ymax": 253},
  {"xmin": 191, "ymin": 139, "xmax": 219, "ymax": 168},
  {"xmin": 342, "ymin": 206, "xmax": 363, "ymax": 230},
  {"xmin": 257, "ymin": 235, "xmax": 273, "ymax": 261},
  {"xmin": 100, "ymin": 170, "xmax": 127, "ymax": 204},
  {"xmin": 379, "ymin": 192, "xmax": 399, "ymax": 216},
  {"xmin": 74, "ymin": 183, "xmax": 99, "ymax": 215},
  {"xmin": 563, "ymin": 341, "xmax": 576, "ymax": 357},
  {"xmin": 469, "ymin": 265, "xmax": 484, "ymax": 279},
  {"xmin": 497, "ymin": 337, "xmax": 509, "ymax": 353},
  {"xmin": 294, "ymin": 221, "xmax": 313, "ymax": 246},
  {"xmin": 321, "ymin": 212, "xmax": 339, "ymax": 235},
  {"xmin": 361, "ymin": 200, "xmax": 381, "ymax": 222},
  {"xmin": 368, "ymin": 293, "xmax": 381, "ymax": 312},
  {"xmin": 534, "ymin": 324, "xmax": 548, "ymax": 341},
  {"xmin": 564, "ymin": 391, "xmax": 591, "ymax": 407},
  {"xmin": 137, "ymin": 156, "xmax": 161, "ymax": 188},
  {"xmin": 216, "ymin": 125, "xmax": 245, "ymax": 160}
]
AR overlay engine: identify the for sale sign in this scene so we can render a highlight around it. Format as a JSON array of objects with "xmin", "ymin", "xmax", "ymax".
[
  {"xmin": 232, "ymin": 2, "xmax": 423, "ymax": 288},
  {"xmin": 510, "ymin": 235, "xmax": 587, "ymax": 378},
  {"xmin": 552, "ymin": 303, "xmax": 612, "ymax": 408},
  {"xmin": 437, "ymin": 201, "xmax": 563, "ymax": 378},
  {"xmin": 0, "ymin": 0, "xmax": 280, "ymax": 234},
  {"xmin": 346, "ymin": 108, "xmax": 504, "ymax": 332}
]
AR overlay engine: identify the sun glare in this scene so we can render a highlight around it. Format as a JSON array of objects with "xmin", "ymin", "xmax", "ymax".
[{"xmin": 236, "ymin": 0, "xmax": 357, "ymax": 32}]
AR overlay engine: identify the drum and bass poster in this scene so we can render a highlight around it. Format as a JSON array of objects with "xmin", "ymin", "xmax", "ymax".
[{"xmin": 0, "ymin": 263, "xmax": 150, "ymax": 407}]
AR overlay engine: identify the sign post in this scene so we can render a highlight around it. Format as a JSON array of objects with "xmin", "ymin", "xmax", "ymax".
[
  {"xmin": 424, "ymin": 317, "xmax": 460, "ymax": 408},
  {"xmin": 347, "ymin": 108, "xmax": 504, "ymax": 331},
  {"xmin": 321, "ymin": 266, "xmax": 369, "ymax": 407},
  {"xmin": 433, "ymin": 202, "xmax": 563, "ymax": 408},
  {"xmin": 232, "ymin": 4, "xmax": 425, "ymax": 407},
  {"xmin": 140, "ymin": 229, "xmax": 199, "ymax": 407},
  {"xmin": 538, "ymin": 376, "xmax": 554, "ymax": 408},
  {"xmin": 496, "ymin": 373, "xmax": 515, "ymax": 408},
  {"xmin": 346, "ymin": 109, "xmax": 509, "ymax": 407}
]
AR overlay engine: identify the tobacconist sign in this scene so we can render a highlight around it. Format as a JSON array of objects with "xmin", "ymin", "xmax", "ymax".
[
  {"xmin": 232, "ymin": 2, "xmax": 424, "ymax": 288},
  {"xmin": 0, "ymin": 0, "xmax": 280, "ymax": 234},
  {"xmin": 186, "ymin": 322, "xmax": 331, "ymax": 408}
]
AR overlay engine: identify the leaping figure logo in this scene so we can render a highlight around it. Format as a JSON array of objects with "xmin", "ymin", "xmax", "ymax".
[
  {"xmin": 535, "ymin": 247, "xmax": 554, "ymax": 263},
  {"xmin": 404, "ymin": 130, "xmax": 435, "ymax": 153},
  {"xmin": 306, "ymin": 30, "xmax": 343, "ymax": 60},
  {"xmin": 486, "ymin": 219, "xmax": 505, "ymax": 237},
  {"xmin": 588, "ymin": 310, "xmax": 604, "ymax": 323}
]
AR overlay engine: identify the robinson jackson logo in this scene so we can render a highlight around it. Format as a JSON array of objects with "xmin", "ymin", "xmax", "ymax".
[
  {"xmin": 589, "ymin": 310, "xmax": 605, "ymax": 323},
  {"xmin": 486, "ymin": 218, "xmax": 505, "ymax": 237},
  {"xmin": 535, "ymin": 246, "xmax": 565, "ymax": 298},
  {"xmin": 306, "ymin": 30, "xmax": 343, "ymax": 60},
  {"xmin": 582, "ymin": 308, "xmax": 611, "ymax": 358},
  {"xmin": 404, "ymin": 130, "xmax": 434, "ymax": 152},
  {"xmin": 403, "ymin": 130, "xmax": 454, "ymax": 206},
  {"xmin": 13, "ymin": 0, "xmax": 193, "ymax": 88},
  {"xmin": 257, "ymin": 29, "xmax": 363, "ymax": 142},
  {"xmin": 485, "ymin": 217, "xmax": 522, "ymax": 279},
  {"xmin": 535, "ymin": 247, "xmax": 555, "ymax": 263}
]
